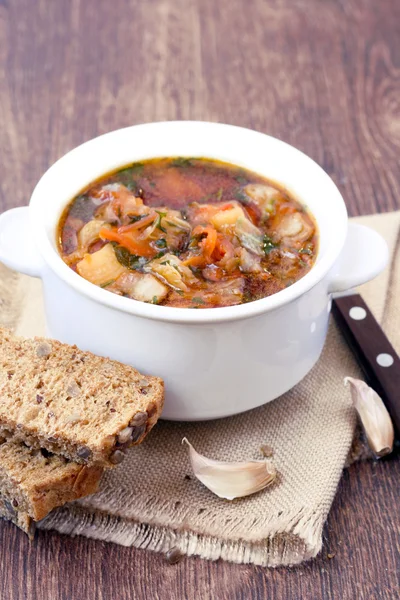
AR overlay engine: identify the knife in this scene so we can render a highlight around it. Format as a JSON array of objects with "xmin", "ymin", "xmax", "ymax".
[{"xmin": 332, "ymin": 293, "xmax": 400, "ymax": 438}]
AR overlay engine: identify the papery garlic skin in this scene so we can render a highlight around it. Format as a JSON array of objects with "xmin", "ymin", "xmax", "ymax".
[
  {"xmin": 183, "ymin": 438, "xmax": 276, "ymax": 500},
  {"xmin": 345, "ymin": 377, "xmax": 394, "ymax": 458}
]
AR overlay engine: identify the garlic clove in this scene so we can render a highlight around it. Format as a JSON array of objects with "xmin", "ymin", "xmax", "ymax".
[
  {"xmin": 345, "ymin": 377, "xmax": 394, "ymax": 458},
  {"xmin": 182, "ymin": 438, "xmax": 276, "ymax": 500}
]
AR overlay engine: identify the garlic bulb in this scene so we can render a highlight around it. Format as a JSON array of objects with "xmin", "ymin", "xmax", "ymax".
[
  {"xmin": 182, "ymin": 438, "xmax": 276, "ymax": 500},
  {"xmin": 345, "ymin": 377, "xmax": 394, "ymax": 458}
]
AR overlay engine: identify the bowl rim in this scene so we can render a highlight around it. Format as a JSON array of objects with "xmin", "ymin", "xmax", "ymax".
[{"xmin": 29, "ymin": 121, "xmax": 348, "ymax": 324}]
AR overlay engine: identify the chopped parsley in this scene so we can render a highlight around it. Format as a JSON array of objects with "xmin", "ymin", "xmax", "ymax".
[
  {"xmin": 155, "ymin": 210, "xmax": 167, "ymax": 233},
  {"xmin": 192, "ymin": 296, "xmax": 205, "ymax": 304},
  {"xmin": 128, "ymin": 214, "xmax": 146, "ymax": 224},
  {"xmin": 216, "ymin": 188, "xmax": 223, "ymax": 201},
  {"xmin": 100, "ymin": 279, "xmax": 115, "ymax": 288},
  {"xmin": 154, "ymin": 238, "xmax": 167, "ymax": 248},
  {"xmin": 170, "ymin": 157, "xmax": 194, "ymax": 168},
  {"xmin": 117, "ymin": 163, "xmax": 144, "ymax": 177},
  {"xmin": 262, "ymin": 235, "xmax": 277, "ymax": 255},
  {"xmin": 113, "ymin": 245, "xmax": 147, "ymax": 270}
]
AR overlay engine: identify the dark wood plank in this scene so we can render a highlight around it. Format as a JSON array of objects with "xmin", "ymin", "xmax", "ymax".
[{"xmin": 0, "ymin": 0, "xmax": 399, "ymax": 598}]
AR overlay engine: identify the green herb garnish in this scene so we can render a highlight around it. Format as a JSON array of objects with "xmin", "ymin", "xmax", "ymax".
[
  {"xmin": 100, "ymin": 279, "xmax": 115, "ymax": 288},
  {"xmin": 216, "ymin": 188, "xmax": 223, "ymax": 201},
  {"xmin": 262, "ymin": 235, "xmax": 277, "ymax": 255},
  {"xmin": 170, "ymin": 157, "xmax": 194, "ymax": 168},
  {"xmin": 155, "ymin": 210, "xmax": 167, "ymax": 233},
  {"xmin": 128, "ymin": 215, "xmax": 145, "ymax": 224},
  {"xmin": 235, "ymin": 175, "xmax": 248, "ymax": 185},
  {"xmin": 113, "ymin": 245, "xmax": 147, "ymax": 270},
  {"xmin": 300, "ymin": 247, "xmax": 312, "ymax": 255},
  {"xmin": 154, "ymin": 238, "xmax": 167, "ymax": 248},
  {"xmin": 152, "ymin": 296, "xmax": 159, "ymax": 304},
  {"xmin": 117, "ymin": 163, "xmax": 144, "ymax": 178},
  {"xmin": 192, "ymin": 297, "xmax": 205, "ymax": 304}
]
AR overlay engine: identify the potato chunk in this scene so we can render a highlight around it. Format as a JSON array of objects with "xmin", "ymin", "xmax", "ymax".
[
  {"xmin": 77, "ymin": 244, "xmax": 126, "ymax": 286},
  {"xmin": 130, "ymin": 274, "xmax": 168, "ymax": 303},
  {"xmin": 210, "ymin": 204, "xmax": 246, "ymax": 231}
]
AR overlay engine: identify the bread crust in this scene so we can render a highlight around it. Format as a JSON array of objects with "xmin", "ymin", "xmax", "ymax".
[{"xmin": 0, "ymin": 329, "xmax": 164, "ymax": 467}]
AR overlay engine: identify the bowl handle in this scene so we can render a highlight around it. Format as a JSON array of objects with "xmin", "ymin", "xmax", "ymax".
[
  {"xmin": 328, "ymin": 223, "xmax": 389, "ymax": 294},
  {"xmin": 0, "ymin": 207, "xmax": 44, "ymax": 278}
]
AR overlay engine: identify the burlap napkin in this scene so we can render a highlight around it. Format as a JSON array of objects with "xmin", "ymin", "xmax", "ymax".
[{"xmin": 1, "ymin": 212, "xmax": 399, "ymax": 567}]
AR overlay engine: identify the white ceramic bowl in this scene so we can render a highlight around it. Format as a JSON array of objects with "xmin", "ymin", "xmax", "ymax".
[{"xmin": 0, "ymin": 122, "xmax": 388, "ymax": 420}]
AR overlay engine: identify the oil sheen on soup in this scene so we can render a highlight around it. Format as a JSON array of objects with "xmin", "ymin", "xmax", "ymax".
[{"xmin": 58, "ymin": 158, "xmax": 318, "ymax": 308}]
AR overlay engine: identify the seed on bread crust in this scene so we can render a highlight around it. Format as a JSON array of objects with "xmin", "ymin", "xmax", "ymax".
[
  {"xmin": 117, "ymin": 427, "xmax": 133, "ymax": 445},
  {"xmin": 130, "ymin": 411, "xmax": 148, "ymax": 427},
  {"xmin": 36, "ymin": 342, "xmax": 52, "ymax": 357},
  {"xmin": 77, "ymin": 446, "xmax": 92, "ymax": 460},
  {"xmin": 131, "ymin": 424, "xmax": 146, "ymax": 443},
  {"xmin": 109, "ymin": 449, "xmax": 125, "ymax": 464}
]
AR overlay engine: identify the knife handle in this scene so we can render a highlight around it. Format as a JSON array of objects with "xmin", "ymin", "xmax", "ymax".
[{"xmin": 332, "ymin": 294, "xmax": 400, "ymax": 437}]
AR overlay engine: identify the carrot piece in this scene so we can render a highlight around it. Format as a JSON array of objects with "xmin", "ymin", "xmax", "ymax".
[
  {"xmin": 184, "ymin": 225, "xmax": 218, "ymax": 267},
  {"xmin": 99, "ymin": 228, "xmax": 155, "ymax": 257},
  {"xmin": 118, "ymin": 212, "xmax": 156, "ymax": 233},
  {"xmin": 193, "ymin": 225, "xmax": 218, "ymax": 257}
]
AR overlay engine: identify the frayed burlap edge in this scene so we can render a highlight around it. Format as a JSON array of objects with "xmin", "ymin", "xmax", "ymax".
[{"xmin": 39, "ymin": 501, "xmax": 325, "ymax": 567}]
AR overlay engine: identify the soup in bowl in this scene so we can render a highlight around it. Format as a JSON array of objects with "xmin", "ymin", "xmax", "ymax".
[
  {"xmin": 58, "ymin": 158, "xmax": 318, "ymax": 308},
  {"xmin": 0, "ymin": 122, "xmax": 388, "ymax": 420}
]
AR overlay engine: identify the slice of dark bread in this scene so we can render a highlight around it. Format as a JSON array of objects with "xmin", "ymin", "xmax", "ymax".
[
  {"xmin": 0, "ymin": 329, "xmax": 164, "ymax": 467},
  {"xmin": 0, "ymin": 438, "xmax": 103, "ymax": 538},
  {"xmin": 0, "ymin": 495, "xmax": 36, "ymax": 539}
]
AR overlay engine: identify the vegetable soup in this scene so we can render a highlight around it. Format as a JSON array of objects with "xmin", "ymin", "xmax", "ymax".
[{"xmin": 58, "ymin": 158, "xmax": 318, "ymax": 308}]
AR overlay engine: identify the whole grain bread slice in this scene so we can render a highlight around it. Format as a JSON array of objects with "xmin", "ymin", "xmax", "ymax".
[
  {"xmin": 0, "ymin": 438, "xmax": 103, "ymax": 538},
  {"xmin": 0, "ymin": 495, "xmax": 36, "ymax": 539},
  {"xmin": 0, "ymin": 329, "xmax": 164, "ymax": 467}
]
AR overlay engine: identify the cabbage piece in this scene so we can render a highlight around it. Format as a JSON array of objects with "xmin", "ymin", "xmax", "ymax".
[
  {"xmin": 235, "ymin": 218, "xmax": 264, "ymax": 256},
  {"xmin": 237, "ymin": 248, "xmax": 262, "ymax": 273},
  {"xmin": 167, "ymin": 277, "xmax": 245, "ymax": 308},
  {"xmin": 243, "ymin": 184, "xmax": 281, "ymax": 217},
  {"xmin": 275, "ymin": 213, "xmax": 314, "ymax": 244},
  {"xmin": 145, "ymin": 253, "xmax": 197, "ymax": 291},
  {"xmin": 78, "ymin": 220, "xmax": 110, "ymax": 251}
]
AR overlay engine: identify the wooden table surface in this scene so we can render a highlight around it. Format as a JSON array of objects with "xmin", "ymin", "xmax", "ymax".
[{"xmin": 1, "ymin": 1, "xmax": 400, "ymax": 598}]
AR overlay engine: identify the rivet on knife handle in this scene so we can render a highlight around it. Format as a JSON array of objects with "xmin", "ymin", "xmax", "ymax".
[{"xmin": 332, "ymin": 294, "xmax": 400, "ymax": 437}]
